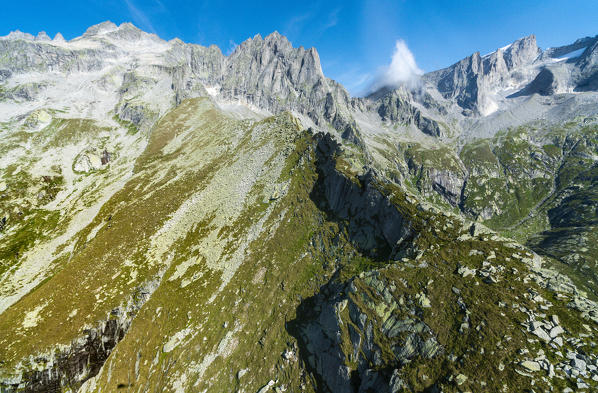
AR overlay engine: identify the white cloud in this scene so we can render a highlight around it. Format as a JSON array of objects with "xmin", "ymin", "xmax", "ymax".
[{"xmin": 368, "ymin": 39, "xmax": 423, "ymax": 94}]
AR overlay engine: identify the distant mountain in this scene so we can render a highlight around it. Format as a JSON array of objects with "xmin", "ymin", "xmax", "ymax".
[{"xmin": 0, "ymin": 22, "xmax": 597, "ymax": 393}]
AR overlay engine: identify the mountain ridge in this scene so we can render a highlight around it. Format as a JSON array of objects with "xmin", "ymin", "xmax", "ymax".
[{"xmin": 1, "ymin": 21, "xmax": 598, "ymax": 393}]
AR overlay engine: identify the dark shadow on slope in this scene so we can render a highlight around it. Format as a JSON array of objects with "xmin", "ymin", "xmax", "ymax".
[
  {"xmin": 287, "ymin": 275, "xmax": 403, "ymax": 393},
  {"xmin": 308, "ymin": 132, "xmax": 414, "ymax": 262},
  {"xmin": 287, "ymin": 132, "xmax": 422, "ymax": 392},
  {"xmin": 508, "ymin": 68, "xmax": 556, "ymax": 98},
  {"xmin": 287, "ymin": 273, "xmax": 442, "ymax": 393},
  {"xmin": 575, "ymin": 70, "xmax": 598, "ymax": 92},
  {"xmin": 286, "ymin": 276, "xmax": 340, "ymax": 393},
  {"xmin": 527, "ymin": 165, "xmax": 598, "ymax": 299}
]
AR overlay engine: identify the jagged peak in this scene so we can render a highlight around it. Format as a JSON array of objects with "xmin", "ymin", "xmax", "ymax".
[
  {"xmin": 53, "ymin": 32, "xmax": 66, "ymax": 42},
  {"xmin": 233, "ymin": 31, "xmax": 290, "ymax": 54},
  {"xmin": 480, "ymin": 35, "xmax": 537, "ymax": 59},
  {"xmin": 117, "ymin": 22, "xmax": 142, "ymax": 32},
  {"xmin": 433, "ymin": 34, "xmax": 539, "ymax": 76},
  {"xmin": 35, "ymin": 31, "xmax": 52, "ymax": 41},
  {"xmin": 82, "ymin": 21, "xmax": 118, "ymax": 37},
  {"xmin": 1, "ymin": 30, "xmax": 35, "ymax": 41},
  {"xmin": 502, "ymin": 34, "xmax": 541, "ymax": 69},
  {"xmin": 168, "ymin": 37, "xmax": 184, "ymax": 45},
  {"xmin": 512, "ymin": 33, "xmax": 537, "ymax": 45},
  {"xmin": 229, "ymin": 31, "xmax": 323, "ymax": 80},
  {"xmin": 264, "ymin": 31, "xmax": 292, "ymax": 53},
  {"xmin": 505, "ymin": 34, "xmax": 539, "ymax": 53},
  {"xmin": 264, "ymin": 30, "xmax": 286, "ymax": 42}
]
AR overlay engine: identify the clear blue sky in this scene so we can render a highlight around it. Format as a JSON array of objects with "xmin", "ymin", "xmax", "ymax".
[{"xmin": 1, "ymin": 0, "xmax": 597, "ymax": 94}]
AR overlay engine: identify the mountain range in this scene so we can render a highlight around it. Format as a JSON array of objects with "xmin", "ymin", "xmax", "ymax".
[{"xmin": 1, "ymin": 21, "xmax": 598, "ymax": 392}]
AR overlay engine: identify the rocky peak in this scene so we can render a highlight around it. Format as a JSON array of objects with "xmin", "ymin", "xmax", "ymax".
[
  {"xmin": 220, "ymin": 31, "xmax": 331, "ymax": 116},
  {"xmin": 53, "ymin": 32, "xmax": 66, "ymax": 42},
  {"xmin": 1, "ymin": 30, "xmax": 35, "ymax": 41},
  {"xmin": 82, "ymin": 21, "xmax": 118, "ymax": 37},
  {"xmin": 424, "ymin": 35, "xmax": 541, "ymax": 114},
  {"xmin": 502, "ymin": 34, "xmax": 540, "ymax": 69},
  {"xmin": 230, "ymin": 31, "xmax": 304, "ymax": 67},
  {"xmin": 105, "ymin": 22, "xmax": 160, "ymax": 42},
  {"xmin": 263, "ymin": 31, "xmax": 292, "ymax": 51},
  {"xmin": 34, "ymin": 31, "xmax": 52, "ymax": 42},
  {"xmin": 426, "ymin": 51, "xmax": 483, "ymax": 112}
]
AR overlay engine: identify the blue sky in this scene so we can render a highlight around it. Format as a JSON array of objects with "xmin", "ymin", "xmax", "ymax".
[{"xmin": 2, "ymin": 0, "xmax": 597, "ymax": 95}]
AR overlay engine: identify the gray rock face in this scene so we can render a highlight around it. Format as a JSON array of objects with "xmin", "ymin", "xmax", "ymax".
[
  {"xmin": 575, "ymin": 40, "xmax": 598, "ymax": 91},
  {"xmin": 194, "ymin": 32, "xmax": 354, "ymax": 129},
  {"xmin": 427, "ymin": 51, "xmax": 483, "ymax": 112},
  {"xmin": 0, "ymin": 280, "xmax": 159, "ymax": 393},
  {"xmin": 405, "ymin": 152, "xmax": 467, "ymax": 207},
  {"xmin": 0, "ymin": 39, "xmax": 114, "ymax": 74},
  {"xmin": 510, "ymin": 67, "xmax": 557, "ymax": 97},
  {"xmin": 374, "ymin": 87, "xmax": 448, "ymax": 137},
  {"xmin": 424, "ymin": 35, "xmax": 540, "ymax": 114},
  {"xmin": 503, "ymin": 35, "xmax": 542, "ymax": 70},
  {"xmin": 291, "ymin": 272, "xmax": 441, "ymax": 393},
  {"xmin": 311, "ymin": 133, "xmax": 413, "ymax": 259}
]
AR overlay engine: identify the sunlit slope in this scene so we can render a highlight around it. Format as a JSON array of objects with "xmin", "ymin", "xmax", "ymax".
[
  {"xmin": 0, "ymin": 98, "xmax": 313, "ymax": 390},
  {"xmin": 1, "ymin": 98, "xmax": 597, "ymax": 392}
]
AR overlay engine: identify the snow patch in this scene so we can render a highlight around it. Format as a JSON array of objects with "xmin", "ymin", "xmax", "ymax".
[{"xmin": 555, "ymin": 47, "xmax": 587, "ymax": 61}]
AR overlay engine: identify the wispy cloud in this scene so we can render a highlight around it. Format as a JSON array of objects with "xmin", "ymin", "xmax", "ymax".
[
  {"xmin": 282, "ymin": 12, "xmax": 312, "ymax": 38},
  {"xmin": 330, "ymin": 65, "xmax": 374, "ymax": 96},
  {"xmin": 280, "ymin": 5, "xmax": 341, "ymax": 41},
  {"xmin": 368, "ymin": 39, "xmax": 423, "ymax": 93},
  {"xmin": 322, "ymin": 7, "xmax": 341, "ymax": 31},
  {"xmin": 125, "ymin": 0, "xmax": 156, "ymax": 34}
]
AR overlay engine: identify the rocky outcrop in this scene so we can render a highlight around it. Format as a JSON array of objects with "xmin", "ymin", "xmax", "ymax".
[
  {"xmin": 292, "ymin": 271, "xmax": 442, "ymax": 393},
  {"xmin": 73, "ymin": 148, "xmax": 113, "ymax": 173},
  {"xmin": 374, "ymin": 88, "xmax": 447, "ymax": 137},
  {"xmin": 509, "ymin": 67, "xmax": 557, "ymax": 97},
  {"xmin": 310, "ymin": 133, "xmax": 414, "ymax": 260},
  {"xmin": 402, "ymin": 146, "xmax": 467, "ymax": 207},
  {"xmin": 574, "ymin": 40, "xmax": 598, "ymax": 91},
  {"xmin": 0, "ymin": 39, "xmax": 114, "ymax": 75},
  {"xmin": 0, "ymin": 280, "xmax": 159, "ymax": 393}
]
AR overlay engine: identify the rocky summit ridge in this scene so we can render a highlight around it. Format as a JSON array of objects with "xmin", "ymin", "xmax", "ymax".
[{"xmin": 0, "ymin": 21, "xmax": 598, "ymax": 392}]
